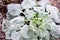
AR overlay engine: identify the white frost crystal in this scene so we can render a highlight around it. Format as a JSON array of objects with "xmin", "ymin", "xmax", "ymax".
[
  {"xmin": 10, "ymin": 16, "xmax": 25, "ymax": 27},
  {"xmin": 21, "ymin": 0, "xmax": 36, "ymax": 9},
  {"xmin": 46, "ymin": 5, "xmax": 60, "ymax": 23},
  {"xmin": 2, "ymin": 19, "xmax": 10, "ymax": 32},
  {"xmin": 7, "ymin": 16, "xmax": 25, "ymax": 40},
  {"xmin": 2, "ymin": 19, "xmax": 11, "ymax": 39},
  {"xmin": 33, "ymin": 7, "xmax": 45, "ymax": 12},
  {"xmin": 11, "ymin": 31, "xmax": 20, "ymax": 40},
  {"xmin": 20, "ymin": 25, "xmax": 29, "ymax": 38},
  {"xmin": 7, "ymin": 3, "xmax": 21, "ymax": 16},
  {"xmin": 37, "ymin": 0, "xmax": 51, "ymax": 7},
  {"xmin": 24, "ymin": 9, "xmax": 36, "ymax": 20}
]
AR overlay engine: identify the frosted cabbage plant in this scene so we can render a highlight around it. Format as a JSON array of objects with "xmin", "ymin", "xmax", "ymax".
[
  {"xmin": 2, "ymin": 0, "xmax": 60, "ymax": 40},
  {"xmin": 3, "ymin": 10, "xmax": 57, "ymax": 40}
]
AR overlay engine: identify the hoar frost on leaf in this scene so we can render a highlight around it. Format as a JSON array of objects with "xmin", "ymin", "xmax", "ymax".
[
  {"xmin": 20, "ymin": 24, "xmax": 29, "ymax": 38},
  {"xmin": 21, "ymin": 0, "xmax": 36, "ymax": 9},
  {"xmin": 10, "ymin": 16, "xmax": 25, "ymax": 27},
  {"xmin": 24, "ymin": 9, "xmax": 36, "ymax": 20},
  {"xmin": 3, "ymin": 0, "xmax": 60, "ymax": 40},
  {"xmin": 7, "ymin": 4, "xmax": 21, "ymax": 16}
]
